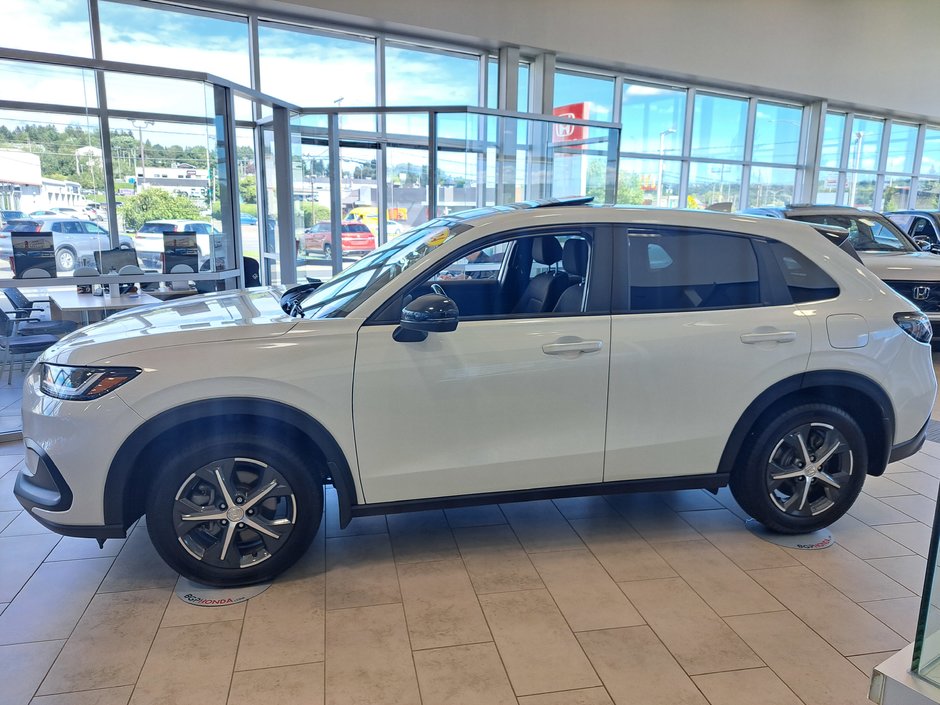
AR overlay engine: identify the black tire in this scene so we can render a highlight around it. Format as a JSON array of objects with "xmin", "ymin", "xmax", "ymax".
[
  {"xmin": 322, "ymin": 243, "xmax": 331, "ymax": 259},
  {"xmin": 55, "ymin": 247, "xmax": 76, "ymax": 272},
  {"xmin": 146, "ymin": 434, "xmax": 323, "ymax": 586},
  {"xmin": 729, "ymin": 403, "xmax": 867, "ymax": 534}
]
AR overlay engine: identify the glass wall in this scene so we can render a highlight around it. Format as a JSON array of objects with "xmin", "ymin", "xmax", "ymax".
[
  {"xmin": 258, "ymin": 23, "xmax": 376, "ymax": 109},
  {"xmin": 2, "ymin": 0, "xmax": 92, "ymax": 57},
  {"xmin": 819, "ymin": 111, "xmax": 931, "ymax": 210},
  {"xmin": 98, "ymin": 1, "xmax": 250, "ymax": 85},
  {"xmin": 5, "ymin": 0, "xmax": 940, "ymax": 229},
  {"xmin": 918, "ymin": 128, "xmax": 940, "ymax": 208}
]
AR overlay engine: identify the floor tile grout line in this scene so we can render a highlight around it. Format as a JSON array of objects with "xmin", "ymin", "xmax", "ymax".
[
  {"xmin": 0, "ymin": 532, "xmax": 61, "ymax": 606},
  {"xmin": 122, "ymin": 587, "xmax": 174, "ymax": 705},
  {"xmin": 728, "ymin": 569, "xmax": 910, "ymax": 669},
  {"xmin": 463, "ymin": 508, "xmax": 602, "ymax": 701}
]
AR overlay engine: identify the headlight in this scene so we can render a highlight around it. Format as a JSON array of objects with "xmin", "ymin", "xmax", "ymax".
[
  {"xmin": 40, "ymin": 364, "xmax": 141, "ymax": 401},
  {"xmin": 894, "ymin": 311, "xmax": 932, "ymax": 344}
]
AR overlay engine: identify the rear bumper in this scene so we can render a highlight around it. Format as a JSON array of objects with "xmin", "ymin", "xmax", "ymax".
[{"xmin": 888, "ymin": 418, "xmax": 929, "ymax": 463}]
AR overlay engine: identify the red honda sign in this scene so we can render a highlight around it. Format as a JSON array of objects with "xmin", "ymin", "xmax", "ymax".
[{"xmin": 553, "ymin": 102, "xmax": 590, "ymax": 145}]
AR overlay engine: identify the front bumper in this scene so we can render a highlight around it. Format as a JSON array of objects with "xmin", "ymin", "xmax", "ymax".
[{"xmin": 14, "ymin": 439, "xmax": 125, "ymax": 540}]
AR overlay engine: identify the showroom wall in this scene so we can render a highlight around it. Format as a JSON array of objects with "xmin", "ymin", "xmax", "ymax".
[{"xmin": 244, "ymin": 0, "xmax": 938, "ymax": 121}]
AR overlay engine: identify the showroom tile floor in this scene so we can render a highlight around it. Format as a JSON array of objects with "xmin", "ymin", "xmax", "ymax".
[{"xmin": 0, "ymin": 438, "xmax": 937, "ymax": 705}]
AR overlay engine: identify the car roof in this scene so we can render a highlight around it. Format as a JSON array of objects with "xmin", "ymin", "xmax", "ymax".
[{"xmin": 432, "ymin": 203, "xmax": 839, "ymax": 253}]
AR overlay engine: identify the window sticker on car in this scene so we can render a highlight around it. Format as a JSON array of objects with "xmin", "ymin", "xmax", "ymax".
[{"xmin": 428, "ymin": 229, "xmax": 450, "ymax": 248}]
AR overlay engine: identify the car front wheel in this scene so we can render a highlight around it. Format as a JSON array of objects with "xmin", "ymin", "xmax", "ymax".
[
  {"xmin": 730, "ymin": 404, "xmax": 867, "ymax": 534},
  {"xmin": 146, "ymin": 435, "xmax": 323, "ymax": 586}
]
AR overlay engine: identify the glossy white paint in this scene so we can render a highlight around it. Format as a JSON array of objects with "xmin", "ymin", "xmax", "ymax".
[
  {"xmin": 16, "ymin": 206, "xmax": 938, "ymax": 535},
  {"xmin": 353, "ymin": 316, "xmax": 610, "ymax": 502},
  {"xmin": 826, "ymin": 314, "xmax": 869, "ymax": 349},
  {"xmin": 604, "ymin": 304, "xmax": 811, "ymax": 481}
]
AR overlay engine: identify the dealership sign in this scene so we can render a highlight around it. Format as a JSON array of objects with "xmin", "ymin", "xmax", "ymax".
[
  {"xmin": 552, "ymin": 102, "xmax": 590, "ymax": 146},
  {"xmin": 174, "ymin": 576, "xmax": 271, "ymax": 606},
  {"xmin": 745, "ymin": 518, "xmax": 834, "ymax": 550}
]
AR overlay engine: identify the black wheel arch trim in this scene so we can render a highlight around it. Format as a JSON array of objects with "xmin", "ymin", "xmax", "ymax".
[
  {"xmin": 717, "ymin": 370, "xmax": 896, "ymax": 479},
  {"xmin": 104, "ymin": 397, "xmax": 358, "ymax": 530}
]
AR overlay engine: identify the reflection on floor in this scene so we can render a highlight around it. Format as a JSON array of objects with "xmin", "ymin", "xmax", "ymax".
[{"xmin": 0, "ymin": 437, "xmax": 936, "ymax": 705}]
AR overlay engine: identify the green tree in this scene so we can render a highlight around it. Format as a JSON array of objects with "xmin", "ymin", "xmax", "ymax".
[
  {"xmin": 239, "ymin": 176, "xmax": 257, "ymax": 204},
  {"xmin": 300, "ymin": 202, "xmax": 331, "ymax": 228},
  {"xmin": 119, "ymin": 188, "xmax": 203, "ymax": 231}
]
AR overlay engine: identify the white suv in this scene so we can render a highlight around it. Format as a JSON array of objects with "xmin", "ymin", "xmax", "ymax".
[{"xmin": 14, "ymin": 200, "xmax": 937, "ymax": 586}]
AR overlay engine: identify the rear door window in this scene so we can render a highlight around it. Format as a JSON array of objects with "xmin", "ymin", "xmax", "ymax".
[{"xmin": 620, "ymin": 228, "xmax": 762, "ymax": 312}]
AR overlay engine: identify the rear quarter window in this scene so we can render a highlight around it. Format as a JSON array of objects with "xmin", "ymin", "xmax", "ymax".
[{"xmin": 769, "ymin": 241, "xmax": 839, "ymax": 303}]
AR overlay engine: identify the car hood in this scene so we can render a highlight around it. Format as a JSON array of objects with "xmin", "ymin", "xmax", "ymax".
[
  {"xmin": 858, "ymin": 251, "xmax": 940, "ymax": 282},
  {"xmin": 44, "ymin": 287, "xmax": 298, "ymax": 365}
]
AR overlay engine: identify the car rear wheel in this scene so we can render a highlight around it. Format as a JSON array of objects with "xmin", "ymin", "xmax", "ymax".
[
  {"xmin": 730, "ymin": 404, "xmax": 867, "ymax": 534},
  {"xmin": 146, "ymin": 435, "xmax": 322, "ymax": 586},
  {"xmin": 322, "ymin": 243, "xmax": 331, "ymax": 259},
  {"xmin": 55, "ymin": 247, "xmax": 76, "ymax": 272}
]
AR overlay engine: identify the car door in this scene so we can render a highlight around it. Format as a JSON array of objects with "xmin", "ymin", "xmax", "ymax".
[
  {"xmin": 352, "ymin": 226, "xmax": 613, "ymax": 504},
  {"xmin": 604, "ymin": 225, "xmax": 811, "ymax": 482},
  {"xmin": 82, "ymin": 221, "xmax": 112, "ymax": 254}
]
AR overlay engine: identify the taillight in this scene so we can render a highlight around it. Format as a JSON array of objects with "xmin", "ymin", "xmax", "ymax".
[{"xmin": 895, "ymin": 311, "xmax": 932, "ymax": 344}]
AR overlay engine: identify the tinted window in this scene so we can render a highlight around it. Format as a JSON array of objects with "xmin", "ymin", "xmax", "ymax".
[
  {"xmin": 912, "ymin": 217, "xmax": 937, "ymax": 240},
  {"xmin": 2, "ymin": 221, "xmax": 38, "ymax": 232},
  {"xmin": 627, "ymin": 229, "xmax": 760, "ymax": 312},
  {"xmin": 769, "ymin": 242, "xmax": 839, "ymax": 303}
]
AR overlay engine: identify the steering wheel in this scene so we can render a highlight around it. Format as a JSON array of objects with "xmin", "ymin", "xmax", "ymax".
[{"xmin": 431, "ymin": 283, "xmax": 447, "ymax": 297}]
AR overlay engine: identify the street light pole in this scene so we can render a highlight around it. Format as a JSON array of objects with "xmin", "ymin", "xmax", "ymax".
[
  {"xmin": 849, "ymin": 131, "xmax": 864, "ymax": 207},
  {"xmin": 131, "ymin": 119, "xmax": 155, "ymax": 188},
  {"xmin": 657, "ymin": 128, "xmax": 676, "ymax": 207}
]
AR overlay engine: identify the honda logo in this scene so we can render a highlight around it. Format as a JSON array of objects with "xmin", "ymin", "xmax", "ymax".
[{"xmin": 913, "ymin": 286, "xmax": 931, "ymax": 301}]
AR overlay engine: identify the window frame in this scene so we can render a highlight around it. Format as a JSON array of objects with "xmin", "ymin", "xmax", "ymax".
[
  {"xmin": 366, "ymin": 223, "xmax": 614, "ymax": 325},
  {"xmin": 610, "ymin": 225, "xmax": 794, "ymax": 314}
]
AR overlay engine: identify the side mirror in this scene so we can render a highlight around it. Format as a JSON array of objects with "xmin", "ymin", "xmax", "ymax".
[{"xmin": 400, "ymin": 293, "xmax": 459, "ymax": 333}]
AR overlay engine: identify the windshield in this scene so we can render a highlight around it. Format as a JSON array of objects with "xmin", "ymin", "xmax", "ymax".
[
  {"xmin": 790, "ymin": 214, "xmax": 916, "ymax": 253},
  {"xmin": 296, "ymin": 219, "xmax": 466, "ymax": 319}
]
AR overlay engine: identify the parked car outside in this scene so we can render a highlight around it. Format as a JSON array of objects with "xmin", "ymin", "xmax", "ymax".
[
  {"xmin": 301, "ymin": 221, "xmax": 376, "ymax": 257},
  {"xmin": 83, "ymin": 204, "xmax": 105, "ymax": 222},
  {"xmin": 50, "ymin": 207, "xmax": 84, "ymax": 218},
  {"xmin": 239, "ymin": 213, "xmax": 258, "ymax": 225},
  {"xmin": 885, "ymin": 210, "xmax": 940, "ymax": 252},
  {"xmin": 0, "ymin": 217, "xmax": 134, "ymax": 271},
  {"xmin": 134, "ymin": 219, "xmax": 225, "ymax": 270},
  {"xmin": 344, "ymin": 206, "xmax": 406, "ymax": 237},
  {"xmin": 0, "ymin": 209, "xmax": 24, "ymax": 227},
  {"xmin": 14, "ymin": 199, "xmax": 936, "ymax": 586},
  {"xmin": 29, "ymin": 209, "xmax": 58, "ymax": 217},
  {"xmin": 741, "ymin": 205, "xmax": 940, "ymax": 337}
]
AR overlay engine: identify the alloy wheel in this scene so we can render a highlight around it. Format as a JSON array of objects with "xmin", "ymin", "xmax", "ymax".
[
  {"xmin": 765, "ymin": 422, "xmax": 853, "ymax": 518},
  {"xmin": 173, "ymin": 457, "xmax": 297, "ymax": 569}
]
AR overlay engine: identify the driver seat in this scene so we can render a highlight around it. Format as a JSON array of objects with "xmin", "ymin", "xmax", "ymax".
[{"xmin": 512, "ymin": 236, "xmax": 567, "ymax": 314}]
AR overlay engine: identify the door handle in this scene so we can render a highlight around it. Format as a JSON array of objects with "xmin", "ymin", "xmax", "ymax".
[
  {"xmin": 740, "ymin": 330, "xmax": 797, "ymax": 344},
  {"xmin": 542, "ymin": 339, "xmax": 604, "ymax": 355}
]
